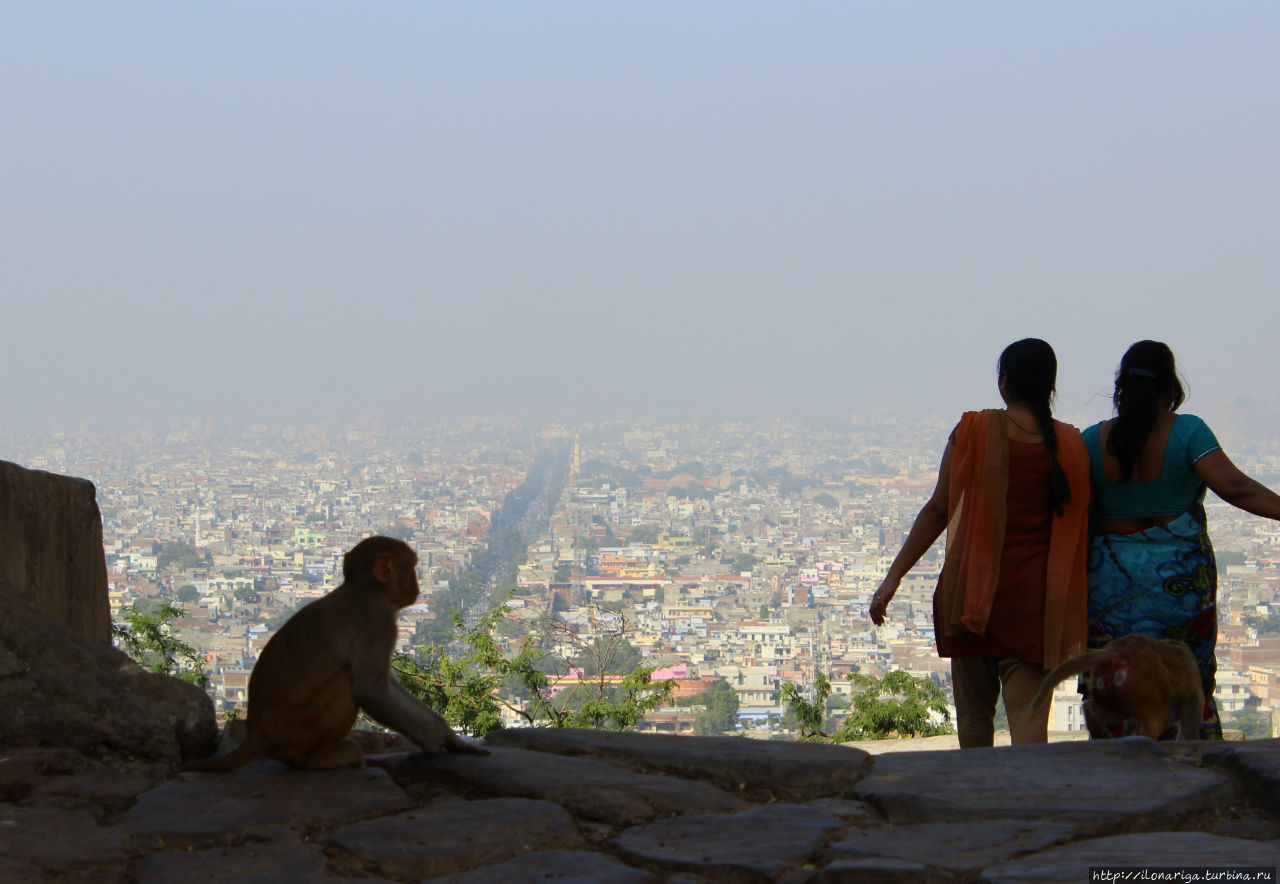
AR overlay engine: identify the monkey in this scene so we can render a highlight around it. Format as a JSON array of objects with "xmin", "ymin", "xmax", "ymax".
[
  {"xmin": 1030, "ymin": 633, "xmax": 1204, "ymax": 741},
  {"xmin": 183, "ymin": 536, "xmax": 488, "ymax": 772}
]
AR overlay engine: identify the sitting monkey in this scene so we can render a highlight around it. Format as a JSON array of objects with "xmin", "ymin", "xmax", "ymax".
[
  {"xmin": 1031, "ymin": 633, "xmax": 1204, "ymax": 741},
  {"xmin": 184, "ymin": 536, "xmax": 487, "ymax": 771}
]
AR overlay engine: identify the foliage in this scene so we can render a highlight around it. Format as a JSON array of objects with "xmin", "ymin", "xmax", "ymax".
[
  {"xmin": 628, "ymin": 525, "xmax": 661, "ymax": 544},
  {"xmin": 780, "ymin": 673, "xmax": 831, "ymax": 740},
  {"xmin": 781, "ymin": 670, "xmax": 953, "ymax": 742},
  {"xmin": 266, "ymin": 603, "xmax": 301, "ymax": 631},
  {"xmin": 176, "ymin": 584, "xmax": 200, "ymax": 603},
  {"xmin": 1224, "ymin": 705, "xmax": 1272, "ymax": 739},
  {"xmin": 811, "ymin": 492, "xmax": 840, "ymax": 510},
  {"xmin": 394, "ymin": 597, "xmax": 673, "ymax": 737},
  {"xmin": 394, "ymin": 602, "xmax": 540, "ymax": 737},
  {"xmin": 838, "ymin": 671, "xmax": 953, "ymax": 741},
  {"xmin": 112, "ymin": 603, "xmax": 207, "ymax": 688},
  {"xmin": 1244, "ymin": 610, "xmax": 1280, "ymax": 635},
  {"xmin": 676, "ymin": 680, "xmax": 740, "ymax": 735},
  {"xmin": 993, "ymin": 698, "xmax": 1010, "ymax": 733},
  {"xmin": 572, "ymin": 637, "xmax": 642, "ymax": 676},
  {"xmin": 378, "ymin": 524, "xmax": 415, "ymax": 541},
  {"xmin": 157, "ymin": 540, "xmax": 206, "ymax": 571},
  {"xmin": 732, "ymin": 553, "xmax": 759, "ymax": 574},
  {"xmin": 1216, "ymin": 549, "xmax": 1246, "ymax": 572},
  {"xmin": 233, "ymin": 586, "xmax": 260, "ymax": 603}
]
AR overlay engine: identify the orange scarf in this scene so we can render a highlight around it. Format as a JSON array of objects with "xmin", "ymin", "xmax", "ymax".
[{"xmin": 936, "ymin": 409, "xmax": 1090, "ymax": 668}]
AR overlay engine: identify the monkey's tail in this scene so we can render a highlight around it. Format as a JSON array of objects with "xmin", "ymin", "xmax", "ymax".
[
  {"xmin": 1030, "ymin": 650, "xmax": 1110, "ymax": 710},
  {"xmin": 180, "ymin": 732, "xmax": 265, "ymax": 773}
]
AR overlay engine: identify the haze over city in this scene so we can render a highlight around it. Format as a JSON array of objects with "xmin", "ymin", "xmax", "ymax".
[{"xmin": 4, "ymin": 3, "xmax": 1278, "ymax": 429}]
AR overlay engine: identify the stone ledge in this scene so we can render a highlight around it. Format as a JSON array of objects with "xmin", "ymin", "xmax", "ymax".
[{"xmin": 3, "ymin": 732, "xmax": 1278, "ymax": 882}]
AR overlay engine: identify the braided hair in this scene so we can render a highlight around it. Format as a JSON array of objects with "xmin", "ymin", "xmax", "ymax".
[
  {"xmin": 998, "ymin": 338, "xmax": 1071, "ymax": 516},
  {"xmin": 1106, "ymin": 340, "xmax": 1184, "ymax": 483}
]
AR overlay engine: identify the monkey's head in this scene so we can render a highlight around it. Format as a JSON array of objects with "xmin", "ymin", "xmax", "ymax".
[
  {"xmin": 344, "ymin": 536, "xmax": 421, "ymax": 607},
  {"xmin": 1090, "ymin": 655, "xmax": 1134, "ymax": 706}
]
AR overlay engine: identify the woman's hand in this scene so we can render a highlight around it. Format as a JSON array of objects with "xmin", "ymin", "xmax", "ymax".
[{"xmin": 869, "ymin": 577, "xmax": 898, "ymax": 626}]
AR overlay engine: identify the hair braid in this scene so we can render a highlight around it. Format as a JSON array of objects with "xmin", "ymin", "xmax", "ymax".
[{"xmin": 1030, "ymin": 396, "xmax": 1070, "ymax": 516}]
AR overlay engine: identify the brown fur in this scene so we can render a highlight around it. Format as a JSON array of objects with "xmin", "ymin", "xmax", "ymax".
[
  {"xmin": 183, "ymin": 536, "xmax": 487, "ymax": 772},
  {"xmin": 1031, "ymin": 634, "xmax": 1204, "ymax": 741}
]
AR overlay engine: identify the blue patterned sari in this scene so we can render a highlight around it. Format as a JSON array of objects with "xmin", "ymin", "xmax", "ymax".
[{"xmin": 1086, "ymin": 505, "xmax": 1221, "ymax": 739}]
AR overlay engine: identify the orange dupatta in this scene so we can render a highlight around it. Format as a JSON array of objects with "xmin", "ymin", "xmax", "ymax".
[{"xmin": 935, "ymin": 410, "xmax": 1090, "ymax": 669}]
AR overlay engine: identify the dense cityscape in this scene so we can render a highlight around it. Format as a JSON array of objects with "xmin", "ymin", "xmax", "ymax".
[{"xmin": 6, "ymin": 409, "xmax": 1280, "ymax": 740}]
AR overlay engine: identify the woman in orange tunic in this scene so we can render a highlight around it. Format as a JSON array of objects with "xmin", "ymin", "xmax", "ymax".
[{"xmin": 869, "ymin": 339, "xmax": 1090, "ymax": 748}]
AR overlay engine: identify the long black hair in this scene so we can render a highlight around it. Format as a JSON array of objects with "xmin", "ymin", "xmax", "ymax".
[
  {"xmin": 1106, "ymin": 340, "xmax": 1184, "ymax": 483},
  {"xmin": 999, "ymin": 338, "xmax": 1071, "ymax": 516}
]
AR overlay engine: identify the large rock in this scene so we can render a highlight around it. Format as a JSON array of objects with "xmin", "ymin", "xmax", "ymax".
[
  {"xmin": 323, "ymin": 797, "xmax": 586, "ymax": 880},
  {"xmin": 611, "ymin": 803, "xmax": 845, "ymax": 879},
  {"xmin": 0, "ymin": 460, "xmax": 109, "ymax": 642},
  {"xmin": 485, "ymin": 726, "xmax": 874, "ymax": 802},
  {"xmin": 0, "ymin": 585, "xmax": 216, "ymax": 771},
  {"xmin": 853, "ymin": 738, "xmax": 1233, "ymax": 836},
  {"xmin": 124, "ymin": 763, "xmax": 414, "ymax": 839},
  {"xmin": 388, "ymin": 745, "xmax": 749, "ymax": 825}
]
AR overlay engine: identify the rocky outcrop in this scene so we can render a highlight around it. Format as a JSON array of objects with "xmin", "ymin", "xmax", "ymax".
[
  {"xmin": 3, "ymin": 727, "xmax": 1280, "ymax": 882},
  {"xmin": 0, "ymin": 584, "xmax": 217, "ymax": 775},
  {"xmin": 0, "ymin": 460, "xmax": 109, "ymax": 642}
]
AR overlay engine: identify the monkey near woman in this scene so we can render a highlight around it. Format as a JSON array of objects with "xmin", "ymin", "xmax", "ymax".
[
  {"xmin": 1032, "ymin": 633, "xmax": 1203, "ymax": 740},
  {"xmin": 184, "ymin": 536, "xmax": 487, "ymax": 772}
]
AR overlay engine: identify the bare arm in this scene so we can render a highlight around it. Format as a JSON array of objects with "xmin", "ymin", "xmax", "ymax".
[
  {"xmin": 869, "ymin": 442, "xmax": 952, "ymax": 625},
  {"xmin": 1196, "ymin": 450, "xmax": 1280, "ymax": 521}
]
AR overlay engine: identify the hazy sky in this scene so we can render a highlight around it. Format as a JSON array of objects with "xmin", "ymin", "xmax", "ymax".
[{"xmin": 4, "ymin": 3, "xmax": 1278, "ymax": 430}]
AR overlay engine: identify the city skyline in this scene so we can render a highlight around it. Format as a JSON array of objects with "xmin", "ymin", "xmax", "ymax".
[{"xmin": 4, "ymin": 3, "xmax": 1278, "ymax": 429}]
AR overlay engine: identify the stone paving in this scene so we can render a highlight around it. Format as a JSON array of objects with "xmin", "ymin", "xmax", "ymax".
[{"xmin": 3, "ymin": 728, "xmax": 1280, "ymax": 882}]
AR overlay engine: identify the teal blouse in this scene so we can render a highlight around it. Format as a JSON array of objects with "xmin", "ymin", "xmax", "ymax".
[{"xmin": 1082, "ymin": 413, "xmax": 1221, "ymax": 519}]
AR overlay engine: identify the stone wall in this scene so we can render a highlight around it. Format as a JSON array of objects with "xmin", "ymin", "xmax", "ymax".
[{"xmin": 0, "ymin": 460, "xmax": 109, "ymax": 642}]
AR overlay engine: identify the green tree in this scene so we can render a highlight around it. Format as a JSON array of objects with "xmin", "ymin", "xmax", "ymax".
[
  {"xmin": 572, "ymin": 637, "xmax": 642, "ymax": 676},
  {"xmin": 176, "ymin": 584, "xmax": 200, "ymax": 604},
  {"xmin": 837, "ymin": 671, "xmax": 953, "ymax": 741},
  {"xmin": 732, "ymin": 553, "xmax": 759, "ymax": 574},
  {"xmin": 780, "ymin": 673, "xmax": 831, "ymax": 740},
  {"xmin": 378, "ymin": 524, "xmax": 415, "ymax": 541},
  {"xmin": 266, "ymin": 603, "xmax": 301, "ymax": 631},
  {"xmin": 1244, "ymin": 611, "xmax": 1280, "ymax": 634},
  {"xmin": 628, "ymin": 525, "xmax": 661, "ymax": 544},
  {"xmin": 394, "ymin": 597, "xmax": 674, "ymax": 736},
  {"xmin": 112, "ymin": 603, "xmax": 207, "ymax": 688},
  {"xmin": 693, "ymin": 680, "xmax": 740, "ymax": 735},
  {"xmin": 1216, "ymin": 549, "xmax": 1246, "ymax": 572},
  {"xmin": 811, "ymin": 492, "xmax": 840, "ymax": 510},
  {"xmin": 1224, "ymin": 705, "xmax": 1272, "ymax": 739},
  {"xmin": 157, "ymin": 541, "xmax": 205, "ymax": 571},
  {"xmin": 782, "ymin": 671, "xmax": 954, "ymax": 743}
]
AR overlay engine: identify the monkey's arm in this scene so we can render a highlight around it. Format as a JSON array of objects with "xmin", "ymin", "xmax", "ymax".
[{"xmin": 353, "ymin": 665, "xmax": 489, "ymax": 756}]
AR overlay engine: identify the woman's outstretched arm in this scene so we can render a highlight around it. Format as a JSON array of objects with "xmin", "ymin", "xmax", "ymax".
[
  {"xmin": 1196, "ymin": 450, "xmax": 1280, "ymax": 520},
  {"xmin": 869, "ymin": 442, "xmax": 953, "ymax": 625}
]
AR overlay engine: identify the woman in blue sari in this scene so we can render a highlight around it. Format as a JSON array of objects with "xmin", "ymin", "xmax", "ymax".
[{"xmin": 1085, "ymin": 341, "xmax": 1280, "ymax": 739}]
